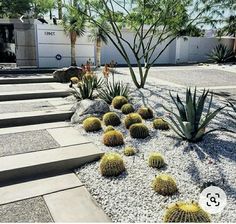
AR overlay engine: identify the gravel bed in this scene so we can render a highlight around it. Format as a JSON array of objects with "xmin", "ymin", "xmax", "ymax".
[{"xmin": 75, "ymin": 75, "xmax": 236, "ymax": 223}]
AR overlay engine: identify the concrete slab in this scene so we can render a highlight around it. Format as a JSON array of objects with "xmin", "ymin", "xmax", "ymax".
[
  {"xmin": 0, "ymin": 143, "xmax": 103, "ymax": 184},
  {"xmin": 0, "ymin": 77, "xmax": 56, "ymax": 84},
  {"xmin": 44, "ymin": 187, "xmax": 111, "ymax": 222},
  {"xmin": 0, "ymin": 196, "xmax": 53, "ymax": 222},
  {"xmin": 0, "ymin": 173, "xmax": 82, "ymax": 205},
  {"xmin": 0, "ymin": 129, "xmax": 60, "ymax": 157},
  {"xmin": 0, "ymin": 83, "xmax": 54, "ymax": 92},
  {"xmin": 48, "ymin": 127, "xmax": 90, "ymax": 147}
]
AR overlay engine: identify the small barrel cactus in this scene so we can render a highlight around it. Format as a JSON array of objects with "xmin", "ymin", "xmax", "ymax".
[
  {"xmin": 121, "ymin": 103, "xmax": 135, "ymax": 114},
  {"xmin": 164, "ymin": 201, "xmax": 211, "ymax": 222},
  {"xmin": 83, "ymin": 117, "xmax": 102, "ymax": 132},
  {"xmin": 124, "ymin": 113, "xmax": 143, "ymax": 129},
  {"xmin": 152, "ymin": 174, "xmax": 178, "ymax": 196},
  {"xmin": 124, "ymin": 146, "xmax": 136, "ymax": 156},
  {"xmin": 70, "ymin": 77, "xmax": 79, "ymax": 84},
  {"xmin": 103, "ymin": 130, "xmax": 124, "ymax": 146},
  {"xmin": 104, "ymin": 125, "xmax": 115, "ymax": 133},
  {"xmin": 100, "ymin": 152, "xmax": 126, "ymax": 177},
  {"xmin": 148, "ymin": 152, "xmax": 165, "ymax": 168},
  {"xmin": 137, "ymin": 106, "xmax": 154, "ymax": 119},
  {"xmin": 153, "ymin": 118, "xmax": 170, "ymax": 130},
  {"xmin": 129, "ymin": 123, "xmax": 149, "ymax": 139},
  {"xmin": 112, "ymin": 96, "xmax": 128, "ymax": 109},
  {"xmin": 103, "ymin": 112, "xmax": 121, "ymax": 126}
]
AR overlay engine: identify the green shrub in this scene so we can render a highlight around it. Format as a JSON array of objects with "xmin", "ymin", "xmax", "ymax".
[
  {"xmin": 129, "ymin": 123, "xmax": 149, "ymax": 139},
  {"xmin": 152, "ymin": 174, "xmax": 178, "ymax": 196},
  {"xmin": 124, "ymin": 113, "xmax": 143, "ymax": 129},
  {"xmin": 164, "ymin": 201, "xmax": 211, "ymax": 222},
  {"xmin": 98, "ymin": 81, "xmax": 129, "ymax": 104},
  {"xmin": 103, "ymin": 130, "xmax": 124, "ymax": 146},
  {"xmin": 137, "ymin": 106, "xmax": 154, "ymax": 119},
  {"xmin": 103, "ymin": 112, "xmax": 121, "ymax": 126},
  {"xmin": 148, "ymin": 152, "xmax": 165, "ymax": 168},
  {"xmin": 208, "ymin": 44, "xmax": 234, "ymax": 63},
  {"xmin": 124, "ymin": 146, "xmax": 136, "ymax": 156},
  {"xmin": 104, "ymin": 125, "xmax": 115, "ymax": 133},
  {"xmin": 153, "ymin": 118, "xmax": 170, "ymax": 130},
  {"xmin": 83, "ymin": 117, "xmax": 102, "ymax": 132},
  {"xmin": 100, "ymin": 152, "xmax": 125, "ymax": 177},
  {"xmin": 121, "ymin": 103, "xmax": 135, "ymax": 114},
  {"xmin": 112, "ymin": 96, "xmax": 128, "ymax": 109},
  {"xmin": 163, "ymin": 88, "xmax": 224, "ymax": 142}
]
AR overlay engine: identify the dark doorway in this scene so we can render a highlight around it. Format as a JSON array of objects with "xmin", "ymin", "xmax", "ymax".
[{"xmin": 0, "ymin": 24, "xmax": 16, "ymax": 63}]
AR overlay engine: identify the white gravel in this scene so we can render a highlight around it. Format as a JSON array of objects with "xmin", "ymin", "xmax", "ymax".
[{"xmin": 74, "ymin": 74, "xmax": 236, "ymax": 223}]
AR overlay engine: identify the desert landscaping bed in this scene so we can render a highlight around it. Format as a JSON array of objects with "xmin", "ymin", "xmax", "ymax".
[{"xmin": 74, "ymin": 75, "xmax": 236, "ymax": 222}]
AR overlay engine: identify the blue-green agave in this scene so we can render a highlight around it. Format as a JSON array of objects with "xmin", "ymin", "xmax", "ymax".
[{"xmin": 163, "ymin": 88, "xmax": 224, "ymax": 142}]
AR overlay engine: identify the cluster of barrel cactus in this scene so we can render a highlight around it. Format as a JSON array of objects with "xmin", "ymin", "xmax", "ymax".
[
  {"xmin": 103, "ymin": 130, "xmax": 124, "ymax": 146},
  {"xmin": 103, "ymin": 112, "xmax": 121, "ymax": 126},
  {"xmin": 83, "ymin": 117, "xmax": 102, "ymax": 132},
  {"xmin": 100, "ymin": 152, "xmax": 126, "ymax": 176},
  {"xmin": 129, "ymin": 123, "xmax": 149, "ymax": 139}
]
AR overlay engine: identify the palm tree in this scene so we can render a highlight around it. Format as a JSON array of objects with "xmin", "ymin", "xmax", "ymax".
[
  {"xmin": 57, "ymin": 0, "xmax": 62, "ymax": 19},
  {"xmin": 88, "ymin": 21, "xmax": 109, "ymax": 67},
  {"xmin": 62, "ymin": 5, "xmax": 85, "ymax": 66}
]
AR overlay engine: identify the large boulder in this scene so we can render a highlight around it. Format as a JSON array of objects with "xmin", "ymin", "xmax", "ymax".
[
  {"xmin": 53, "ymin": 66, "xmax": 83, "ymax": 83},
  {"xmin": 71, "ymin": 99, "xmax": 110, "ymax": 124}
]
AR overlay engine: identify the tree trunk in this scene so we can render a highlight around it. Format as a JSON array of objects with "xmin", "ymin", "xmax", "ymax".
[
  {"xmin": 233, "ymin": 33, "xmax": 236, "ymax": 54},
  {"xmin": 57, "ymin": 0, "xmax": 62, "ymax": 19},
  {"xmin": 70, "ymin": 31, "xmax": 77, "ymax": 66},
  {"xmin": 96, "ymin": 39, "xmax": 101, "ymax": 67}
]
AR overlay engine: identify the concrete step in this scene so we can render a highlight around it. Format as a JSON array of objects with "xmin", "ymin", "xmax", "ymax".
[
  {"xmin": 0, "ymin": 143, "xmax": 103, "ymax": 185},
  {"xmin": 0, "ymin": 76, "xmax": 56, "ymax": 84},
  {"xmin": 0, "ymin": 109, "xmax": 74, "ymax": 128}
]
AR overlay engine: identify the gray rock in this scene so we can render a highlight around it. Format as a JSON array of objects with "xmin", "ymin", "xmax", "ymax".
[
  {"xmin": 71, "ymin": 99, "xmax": 110, "ymax": 123},
  {"xmin": 53, "ymin": 66, "xmax": 83, "ymax": 83}
]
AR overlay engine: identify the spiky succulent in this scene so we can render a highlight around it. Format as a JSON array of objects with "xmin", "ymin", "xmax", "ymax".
[
  {"xmin": 103, "ymin": 112, "xmax": 121, "ymax": 126},
  {"xmin": 124, "ymin": 146, "xmax": 136, "ymax": 156},
  {"xmin": 163, "ymin": 88, "xmax": 224, "ymax": 142},
  {"xmin": 104, "ymin": 125, "xmax": 115, "ymax": 133},
  {"xmin": 100, "ymin": 152, "xmax": 126, "ymax": 177},
  {"xmin": 112, "ymin": 96, "xmax": 128, "ymax": 109},
  {"xmin": 83, "ymin": 117, "xmax": 102, "ymax": 132},
  {"xmin": 103, "ymin": 130, "xmax": 124, "ymax": 146},
  {"xmin": 124, "ymin": 113, "xmax": 143, "ymax": 129},
  {"xmin": 137, "ymin": 106, "xmax": 154, "ymax": 119},
  {"xmin": 164, "ymin": 201, "xmax": 211, "ymax": 222},
  {"xmin": 152, "ymin": 174, "xmax": 178, "ymax": 196},
  {"xmin": 121, "ymin": 103, "xmax": 135, "ymax": 114},
  {"xmin": 153, "ymin": 118, "xmax": 170, "ymax": 130},
  {"xmin": 148, "ymin": 152, "xmax": 165, "ymax": 168},
  {"xmin": 208, "ymin": 44, "xmax": 234, "ymax": 63},
  {"xmin": 129, "ymin": 123, "xmax": 149, "ymax": 139}
]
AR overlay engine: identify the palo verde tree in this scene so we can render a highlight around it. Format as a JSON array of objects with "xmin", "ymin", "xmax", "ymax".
[{"xmin": 78, "ymin": 0, "xmax": 222, "ymax": 88}]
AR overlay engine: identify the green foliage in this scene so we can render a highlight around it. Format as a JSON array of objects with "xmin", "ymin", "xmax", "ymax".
[
  {"xmin": 164, "ymin": 201, "xmax": 211, "ymax": 222},
  {"xmin": 31, "ymin": 0, "xmax": 55, "ymax": 18},
  {"xmin": 71, "ymin": 76, "xmax": 103, "ymax": 100},
  {"xmin": 83, "ymin": 117, "xmax": 102, "ymax": 132},
  {"xmin": 103, "ymin": 112, "xmax": 121, "ymax": 126},
  {"xmin": 104, "ymin": 125, "xmax": 115, "ymax": 133},
  {"xmin": 98, "ymin": 81, "xmax": 129, "ymax": 104},
  {"xmin": 112, "ymin": 96, "xmax": 128, "ymax": 109},
  {"xmin": 103, "ymin": 130, "xmax": 124, "ymax": 147},
  {"xmin": 148, "ymin": 152, "xmax": 165, "ymax": 168},
  {"xmin": 100, "ymin": 152, "xmax": 125, "ymax": 177},
  {"xmin": 124, "ymin": 113, "xmax": 143, "ymax": 129},
  {"xmin": 121, "ymin": 103, "xmax": 135, "ymax": 114},
  {"xmin": 129, "ymin": 123, "xmax": 149, "ymax": 139},
  {"xmin": 163, "ymin": 88, "xmax": 224, "ymax": 142},
  {"xmin": 124, "ymin": 146, "xmax": 136, "ymax": 156},
  {"xmin": 153, "ymin": 118, "xmax": 170, "ymax": 130},
  {"xmin": 217, "ymin": 15, "xmax": 236, "ymax": 37},
  {"xmin": 152, "ymin": 174, "xmax": 178, "ymax": 196},
  {"xmin": 137, "ymin": 106, "xmax": 154, "ymax": 119},
  {"xmin": 208, "ymin": 44, "xmax": 234, "ymax": 63}
]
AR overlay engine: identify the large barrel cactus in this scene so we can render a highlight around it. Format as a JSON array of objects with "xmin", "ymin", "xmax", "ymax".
[
  {"xmin": 129, "ymin": 123, "xmax": 149, "ymax": 139},
  {"xmin": 148, "ymin": 152, "xmax": 165, "ymax": 168},
  {"xmin": 112, "ymin": 96, "xmax": 128, "ymax": 109},
  {"xmin": 137, "ymin": 106, "xmax": 154, "ymax": 119},
  {"xmin": 103, "ymin": 112, "xmax": 121, "ymax": 126},
  {"xmin": 83, "ymin": 117, "xmax": 102, "ymax": 132},
  {"xmin": 124, "ymin": 113, "xmax": 143, "ymax": 129},
  {"xmin": 103, "ymin": 130, "xmax": 124, "ymax": 146}
]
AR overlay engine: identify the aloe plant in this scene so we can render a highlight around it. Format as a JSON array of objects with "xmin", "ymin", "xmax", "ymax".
[{"xmin": 163, "ymin": 88, "xmax": 224, "ymax": 142}]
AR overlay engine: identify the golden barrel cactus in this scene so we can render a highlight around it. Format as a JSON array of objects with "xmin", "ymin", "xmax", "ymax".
[
  {"xmin": 103, "ymin": 130, "xmax": 124, "ymax": 146},
  {"xmin": 124, "ymin": 113, "xmax": 143, "ymax": 129},
  {"xmin": 103, "ymin": 112, "xmax": 121, "ymax": 126},
  {"xmin": 83, "ymin": 117, "xmax": 102, "ymax": 132},
  {"xmin": 153, "ymin": 118, "xmax": 170, "ymax": 130},
  {"xmin": 112, "ymin": 96, "xmax": 128, "ymax": 109},
  {"xmin": 148, "ymin": 152, "xmax": 165, "ymax": 168}
]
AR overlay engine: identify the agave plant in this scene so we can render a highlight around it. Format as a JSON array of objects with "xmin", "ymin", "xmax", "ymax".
[
  {"xmin": 162, "ymin": 88, "xmax": 224, "ymax": 142},
  {"xmin": 98, "ymin": 81, "xmax": 129, "ymax": 104},
  {"xmin": 208, "ymin": 44, "xmax": 234, "ymax": 63},
  {"xmin": 228, "ymin": 101, "xmax": 236, "ymax": 131},
  {"xmin": 71, "ymin": 76, "xmax": 103, "ymax": 100}
]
